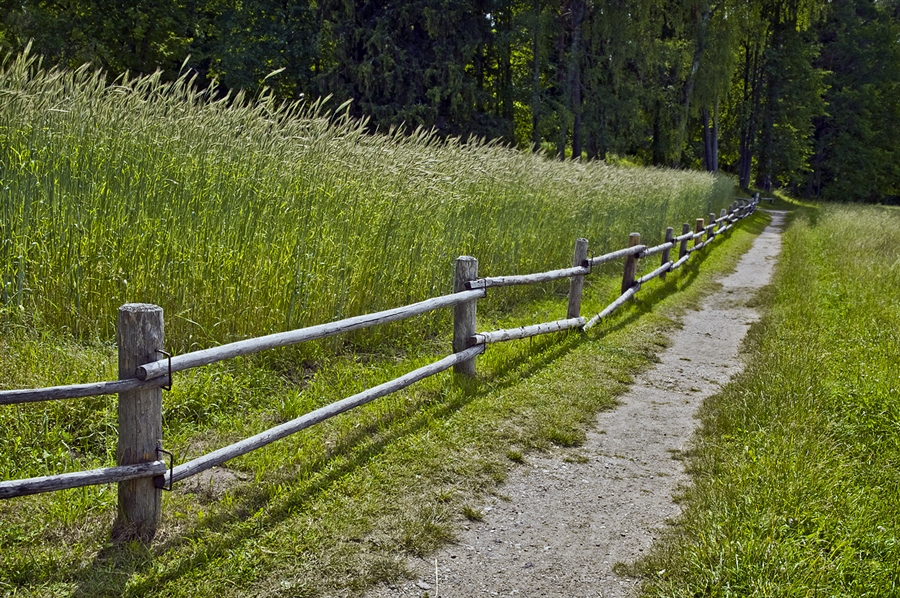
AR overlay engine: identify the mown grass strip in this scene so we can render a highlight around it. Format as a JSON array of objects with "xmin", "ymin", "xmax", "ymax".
[{"xmin": 636, "ymin": 204, "xmax": 900, "ymax": 596}]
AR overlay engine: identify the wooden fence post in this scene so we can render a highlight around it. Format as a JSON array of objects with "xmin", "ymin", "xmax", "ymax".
[
  {"xmin": 621, "ymin": 233, "xmax": 641, "ymax": 294},
  {"xmin": 708, "ymin": 213, "xmax": 717, "ymax": 241},
  {"xmin": 695, "ymin": 218, "xmax": 705, "ymax": 249},
  {"xmin": 114, "ymin": 303, "xmax": 164, "ymax": 543},
  {"xmin": 679, "ymin": 223, "xmax": 690, "ymax": 260},
  {"xmin": 453, "ymin": 256, "xmax": 478, "ymax": 376},
  {"xmin": 660, "ymin": 227, "xmax": 674, "ymax": 281},
  {"xmin": 567, "ymin": 238, "xmax": 589, "ymax": 319}
]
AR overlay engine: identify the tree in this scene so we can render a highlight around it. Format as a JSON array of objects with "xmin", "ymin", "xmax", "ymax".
[{"xmin": 805, "ymin": 0, "xmax": 900, "ymax": 201}]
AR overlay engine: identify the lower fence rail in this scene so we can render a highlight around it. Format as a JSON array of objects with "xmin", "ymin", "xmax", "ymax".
[{"xmin": 166, "ymin": 345, "xmax": 485, "ymax": 485}]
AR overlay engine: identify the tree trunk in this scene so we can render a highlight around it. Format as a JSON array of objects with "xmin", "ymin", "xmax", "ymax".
[
  {"xmin": 738, "ymin": 38, "xmax": 763, "ymax": 189},
  {"xmin": 712, "ymin": 97, "xmax": 719, "ymax": 173},
  {"xmin": 531, "ymin": 0, "xmax": 542, "ymax": 151},
  {"xmin": 676, "ymin": 1, "xmax": 712, "ymax": 167},
  {"xmin": 569, "ymin": 0, "xmax": 585, "ymax": 161},
  {"xmin": 702, "ymin": 105, "xmax": 713, "ymax": 171}
]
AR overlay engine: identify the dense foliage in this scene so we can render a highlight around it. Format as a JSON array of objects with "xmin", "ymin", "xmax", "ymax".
[{"xmin": 1, "ymin": 0, "xmax": 898, "ymax": 201}]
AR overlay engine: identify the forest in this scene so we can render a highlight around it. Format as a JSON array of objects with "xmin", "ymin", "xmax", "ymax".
[{"xmin": 1, "ymin": 0, "xmax": 898, "ymax": 202}]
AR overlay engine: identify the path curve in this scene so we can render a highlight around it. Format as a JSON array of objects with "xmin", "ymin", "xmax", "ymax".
[{"xmin": 367, "ymin": 211, "xmax": 786, "ymax": 598}]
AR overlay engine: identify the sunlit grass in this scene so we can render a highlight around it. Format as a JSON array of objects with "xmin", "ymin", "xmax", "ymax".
[
  {"xmin": 0, "ymin": 47, "xmax": 751, "ymax": 597},
  {"xmin": 0, "ymin": 48, "xmax": 732, "ymax": 351},
  {"xmin": 637, "ymin": 204, "xmax": 900, "ymax": 596}
]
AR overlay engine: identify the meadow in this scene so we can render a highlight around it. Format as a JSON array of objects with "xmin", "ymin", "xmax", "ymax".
[
  {"xmin": 0, "ymin": 49, "xmax": 732, "ymax": 351},
  {"xmin": 638, "ymin": 203, "xmax": 900, "ymax": 595},
  {"xmin": 0, "ymin": 49, "xmax": 744, "ymax": 596}
]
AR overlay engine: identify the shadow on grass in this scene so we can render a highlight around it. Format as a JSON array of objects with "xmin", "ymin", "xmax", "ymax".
[
  {"xmin": 67, "ymin": 219, "xmax": 760, "ymax": 596},
  {"xmin": 71, "ymin": 541, "xmax": 154, "ymax": 598}
]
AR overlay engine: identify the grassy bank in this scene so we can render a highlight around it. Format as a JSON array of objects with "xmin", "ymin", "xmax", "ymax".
[{"xmin": 638, "ymin": 204, "xmax": 900, "ymax": 595}]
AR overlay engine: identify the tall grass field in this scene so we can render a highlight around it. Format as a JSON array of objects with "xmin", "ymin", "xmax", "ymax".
[
  {"xmin": 0, "ymin": 49, "xmax": 742, "ymax": 596},
  {"xmin": 0, "ymin": 50, "xmax": 732, "ymax": 350},
  {"xmin": 638, "ymin": 204, "xmax": 900, "ymax": 595}
]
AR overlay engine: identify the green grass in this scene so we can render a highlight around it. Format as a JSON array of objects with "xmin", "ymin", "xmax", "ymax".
[
  {"xmin": 0, "ymin": 47, "xmax": 758, "ymax": 596},
  {"xmin": 0, "ymin": 209, "xmax": 766, "ymax": 597},
  {"xmin": 636, "ymin": 204, "xmax": 900, "ymax": 596},
  {"xmin": 0, "ymin": 48, "xmax": 732, "ymax": 350}
]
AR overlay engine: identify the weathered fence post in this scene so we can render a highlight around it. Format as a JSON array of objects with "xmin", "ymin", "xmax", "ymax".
[
  {"xmin": 695, "ymin": 218, "xmax": 705, "ymax": 249},
  {"xmin": 114, "ymin": 303, "xmax": 164, "ymax": 543},
  {"xmin": 567, "ymin": 238, "xmax": 589, "ymax": 319},
  {"xmin": 679, "ymin": 223, "xmax": 690, "ymax": 260},
  {"xmin": 453, "ymin": 256, "xmax": 478, "ymax": 376},
  {"xmin": 621, "ymin": 233, "xmax": 641, "ymax": 293},
  {"xmin": 708, "ymin": 213, "xmax": 717, "ymax": 241},
  {"xmin": 660, "ymin": 227, "xmax": 674, "ymax": 281}
]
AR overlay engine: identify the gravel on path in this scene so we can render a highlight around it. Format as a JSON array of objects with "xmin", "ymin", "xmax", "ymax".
[{"xmin": 365, "ymin": 211, "xmax": 787, "ymax": 598}]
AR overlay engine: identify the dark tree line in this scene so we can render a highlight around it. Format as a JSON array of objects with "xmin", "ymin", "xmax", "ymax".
[{"xmin": 1, "ymin": 0, "xmax": 898, "ymax": 201}]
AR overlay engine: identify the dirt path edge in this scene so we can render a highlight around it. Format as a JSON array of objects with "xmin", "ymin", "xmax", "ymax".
[{"xmin": 365, "ymin": 211, "xmax": 787, "ymax": 598}]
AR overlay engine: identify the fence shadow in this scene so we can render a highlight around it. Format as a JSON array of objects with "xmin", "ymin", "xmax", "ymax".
[{"xmin": 71, "ymin": 541, "xmax": 154, "ymax": 598}]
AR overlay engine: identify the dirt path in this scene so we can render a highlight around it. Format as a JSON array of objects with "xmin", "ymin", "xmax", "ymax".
[{"xmin": 365, "ymin": 211, "xmax": 786, "ymax": 598}]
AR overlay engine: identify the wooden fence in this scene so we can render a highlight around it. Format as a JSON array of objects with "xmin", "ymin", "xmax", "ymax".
[{"xmin": 0, "ymin": 198, "xmax": 758, "ymax": 543}]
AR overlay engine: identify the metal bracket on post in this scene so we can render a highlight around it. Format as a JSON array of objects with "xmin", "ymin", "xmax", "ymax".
[
  {"xmin": 156, "ymin": 349, "xmax": 173, "ymax": 391},
  {"xmin": 156, "ymin": 441, "xmax": 174, "ymax": 492}
]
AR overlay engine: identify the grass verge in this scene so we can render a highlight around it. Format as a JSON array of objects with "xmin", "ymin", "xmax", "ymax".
[{"xmin": 635, "ymin": 204, "xmax": 900, "ymax": 596}]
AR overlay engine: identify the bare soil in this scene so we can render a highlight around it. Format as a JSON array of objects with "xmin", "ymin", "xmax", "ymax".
[{"xmin": 365, "ymin": 211, "xmax": 786, "ymax": 598}]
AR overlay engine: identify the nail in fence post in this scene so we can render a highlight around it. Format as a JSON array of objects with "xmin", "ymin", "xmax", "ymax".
[
  {"xmin": 567, "ymin": 238, "xmax": 589, "ymax": 319},
  {"xmin": 660, "ymin": 227, "xmax": 674, "ymax": 281},
  {"xmin": 621, "ymin": 233, "xmax": 641, "ymax": 294},
  {"xmin": 679, "ymin": 223, "xmax": 690, "ymax": 260},
  {"xmin": 114, "ymin": 303, "xmax": 164, "ymax": 543},
  {"xmin": 453, "ymin": 256, "xmax": 478, "ymax": 376}
]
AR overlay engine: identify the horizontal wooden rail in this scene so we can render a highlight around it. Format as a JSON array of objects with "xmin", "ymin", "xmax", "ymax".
[
  {"xmin": 0, "ymin": 377, "xmax": 168, "ymax": 406},
  {"xmin": 587, "ymin": 244, "xmax": 646, "ymax": 267},
  {"xmin": 639, "ymin": 241, "xmax": 675, "ymax": 258},
  {"xmin": 674, "ymin": 232, "xmax": 694, "ymax": 242},
  {"xmin": 166, "ymin": 345, "xmax": 484, "ymax": 484},
  {"xmin": 472, "ymin": 317, "xmax": 586, "ymax": 345},
  {"xmin": 583, "ymin": 286, "xmax": 640, "ymax": 330},
  {"xmin": 637, "ymin": 262, "xmax": 673, "ymax": 285},
  {"xmin": 138, "ymin": 290, "xmax": 485, "ymax": 381},
  {"xmin": 466, "ymin": 265, "xmax": 590, "ymax": 290},
  {"xmin": 670, "ymin": 254, "xmax": 691, "ymax": 270},
  {"xmin": 688, "ymin": 240, "xmax": 710, "ymax": 253},
  {"xmin": 0, "ymin": 461, "xmax": 167, "ymax": 500}
]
